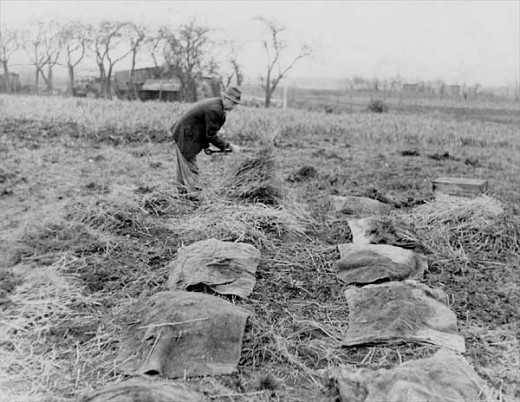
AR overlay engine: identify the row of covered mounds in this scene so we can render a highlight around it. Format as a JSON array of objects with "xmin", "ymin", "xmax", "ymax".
[
  {"xmin": 83, "ymin": 239, "xmax": 261, "ymax": 401},
  {"xmin": 82, "ymin": 146, "xmax": 296, "ymax": 401},
  {"xmin": 327, "ymin": 190, "xmax": 505, "ymax": 401}
]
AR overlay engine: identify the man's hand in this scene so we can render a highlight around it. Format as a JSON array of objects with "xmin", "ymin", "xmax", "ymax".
[{"xmin": 228, "ymin": 143, "xmax": 241, "ymax": 153}]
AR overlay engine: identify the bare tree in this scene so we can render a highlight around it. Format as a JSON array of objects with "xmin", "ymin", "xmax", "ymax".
[
  {"xmin": 125, "ymin": 22, "xmax": 148, "ymax": 99},
  {"xmin": 217, "ymin": 40, "xmax": 244, "ymax": 88},
  {"xmin": 145, "ymin": 27, "xmax": 167, "ymax": 69},
  {"xmin": 59, "ymin": 21, "xmax": 90, "ymax": 96},
  {"xmin": 162, "ymin": 21, "xmax": 217, "ymax": 102},
  {"xmin": 92, "ymin": 20, "xmax": 131, "ymax": 99},
  {"xmin": 372, "ymin": 77, "xmax": 380, "ymax": 92},
  {"xmin": 389, "ymin": 76, "xmax": 401, "ymax": 94},
  {"xmin": 218, "ymin": 40, "xmax": 244, "ymax": 88},
  {"xmin": 0, "ymin": 27, "xmax": 21, "ymax": 92},
  {"xmin": 256, "ymin": 17, "xmax": 311, "ymax": 107},
  {"xmin": 22, "ymin": 22, "xmax": 48, "ymax": 92},
  {"xmin": 39, "ymin": 21, "xmax": 63, "ymax": 93}
]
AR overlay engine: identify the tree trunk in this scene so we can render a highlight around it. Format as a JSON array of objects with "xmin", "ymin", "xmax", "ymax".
[
  {"xmin": 1, "ymin": 61, "xmax": 10, "ymax": 93},
  {"xmin": 34, "ymin": 68, "xmax": 40, "ymax": 93},
  {"xmin": 130, "ymin": 51, "xmax": 137, "ymax": 100},
  {"xmin": 46, "ymin": 64, "xmax": 53, "ymax": 92},
  {"xmin": 105, "ymin": 65, "xmax": 113, "ymax": 100},
  {"xmin": 67, "ymin": 64, "xmax": 75, "ymax": 97},
  {"xmin": 98, "ymin": 62, "xmax": 108, "ymax": 99},
  {"xmin": 264, "ymin": 71, "xmax": 272, "ymax": 108},
  {"xmin": 265, "ymin": 90, "xmax": 274, "ymax": 108}
]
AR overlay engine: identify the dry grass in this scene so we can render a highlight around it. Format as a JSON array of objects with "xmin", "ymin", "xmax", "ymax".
[
  {"xmin": 0, "ymin": 261, "xmax": 124, "ymax": 402},
  {"xmin": 463, "ymin": 323, "xmax": 520, "ymax": 402},
  {"xmin": 171, "ymin": 197, "xmax": 312, "ymax": 249},
  {"xmin": 1, "ymin": 94, "xmax": 519, "ymax": 401},
  {"xmin": 221, "ymin": 146, "xmax": 283, "ymax": 206},
  {"xmin": 399, "ymin": 194, "xmax": 520, "ymax": 266}
]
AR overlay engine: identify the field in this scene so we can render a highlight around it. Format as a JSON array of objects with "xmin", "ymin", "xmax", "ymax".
[{"xmin": 1, "ymin": 93, "xmax": 519, "ymax": 401}]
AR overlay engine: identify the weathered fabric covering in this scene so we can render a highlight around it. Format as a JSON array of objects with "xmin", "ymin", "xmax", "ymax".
[
  {"xmin": 347, "ymin": 217, "xmax": 413, "ymax": 245},
  {"xmin": 347, "ymin": 217, "xmax": 379, "ymax": 244},
  {"xmin": 117, "ymin": 291, "xmax": 250, "ymax": 379},
  {"xmin": 330, "ymin": 195, "xmax": 392, "ymax": 216},
  {"xmin": 173, "ymin": 142, "xmax": 201, "ymax": 194},
  {"xmin": 335, "ymin": 243, "xmax": 426, "ymax": 284},
  {"xmin": 82, "ymin": 376, "xmax": 205, "ymax": 402},
  {"xmin": 168, "ymin": 238, "xmax": 260, "ymax": 299},
  {"xmin": 343, "ymin": 280, "xmax": 465, "ymax": 352},
  {"xmin": 330, "ymin": 349, "xmax": 493, "ymax": 402}
]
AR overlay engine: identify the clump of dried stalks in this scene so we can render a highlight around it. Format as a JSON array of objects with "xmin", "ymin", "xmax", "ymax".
[
  {"xmin": 221, "ymin": 146, "xmax": 283, "ymax": 206},
  {"xmin": 65, "ymin": 184, "xmax": 192, "ymax": 237},
  {"xmin": 66, "ymin": 186, "xmax": 152, "ymax": 234},
  {"xmin": 0, "ymin": 261, "xmax": 124, "ymax": 401},
  {"xmin": 401, "ymin": 194, "xmax": 520, "ymax": 263},
  {"xmin": 464, "ymin": 323, "xmax": 520, "ymax": 400},
  {"xmin": 10, "ymin": 220, "xmax": 111, "ymax": 266},
  {"xmin": 135, "ymin": 183, "xmax": 198, "ymax": 217},
  {"xmin": 171, "ymin": 198, "xmax": 312, "ymax": 249}
]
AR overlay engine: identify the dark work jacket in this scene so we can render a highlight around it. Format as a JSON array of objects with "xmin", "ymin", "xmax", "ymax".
[{"xmin": 171, "ymin": 97, "xmax": 229, "ymax": 161}]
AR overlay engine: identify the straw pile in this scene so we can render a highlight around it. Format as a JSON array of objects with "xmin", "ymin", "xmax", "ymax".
[
  {"xmin": 221, "ymin": 146, "xmax": 283, "ymax": 206},
  {"xmin": 171, "ymin": 198, "xmax": 311, "ymax": 249},
  {"xmin": 402, "ymin": 194, "xmax": 520, "ymax": 263},
  {"xmin": 10, "ymin": 220, "xmax": 110, "ymax": 266},
  {"xmin": 65, "ymin": 187, "xmax": 146, "ymax": 234},
  {"xmin": 65, "ymin": 184, "xmax": 193, "ymax": 238},
  {"xmin": 0, "ymin": 263, "xmax": 122, "ymax": 401},
  {"xmin": 136, "ymin": 183, "xmax": 198, "ymax": 217}
]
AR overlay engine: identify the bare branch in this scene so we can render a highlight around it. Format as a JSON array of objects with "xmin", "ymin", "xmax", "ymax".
[
  {"xmin": 92, "ymin": 20, "xmax": 131, "ymax": 99},
  {"xmin": 256, "ymin": 17, "xmax": 311, "ymax": 107},
  {"xmin": 163, "ymin": 20, "xmax": 217, "ymax": 102}
]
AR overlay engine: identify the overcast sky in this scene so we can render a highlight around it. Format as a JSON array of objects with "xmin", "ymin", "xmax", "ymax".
[{"xmin": 1, "ymin": 0, "xmax": 519, "ymax": 87}]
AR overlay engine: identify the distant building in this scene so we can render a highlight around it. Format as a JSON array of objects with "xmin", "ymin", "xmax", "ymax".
[
  {"xmin": 139, "ymin": 78, "xmax": 181, "ymax": 102},
  {"xmin": 113, "ymin": 66, "xmax": 220, "ymax": 102},
  {"xmin": 113, "ymin": 67, "xmax": 164, "ymax": 100},
  {"xmin": 401, "ymin": 83, "xmax": 418, "ymax": 93},
  {"xmin": 0, "ymin": 72, "xmax": 21, "ymax": 93}
]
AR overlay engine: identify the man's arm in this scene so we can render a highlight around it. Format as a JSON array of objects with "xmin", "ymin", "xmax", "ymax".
[{"xmin": 205, "ymin": 110, "xmax": 229, "ymax": 150}]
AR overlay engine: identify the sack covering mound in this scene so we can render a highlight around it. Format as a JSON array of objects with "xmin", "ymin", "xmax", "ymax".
[
  {"xmin": 82, "ymin": 376, "xmax": 205, "ymax": 402},
  {"xmin": 117, "ymin": 291, "xmax": 250, "ymax": 378},
  {"xmin": 167, "ymin": 238, "xmax": 260, "ymax": 298},
  {"xmin": 342, "ymin": 280, "xmax": 465, "ymax": 352},
  {"xmin": 347, "ymin": 216, "xmax": 417, "ymax": 247},
  {"xmin": 330, "ymin": 195, "xmax": 392, "ymax": 216},
  {"xmin": 329, "ymin": 349, "xmax": 494, "ymax": 402},
  {"xmin": 335, "ymin": 243, "xmax": 427, "ymax": 285}
]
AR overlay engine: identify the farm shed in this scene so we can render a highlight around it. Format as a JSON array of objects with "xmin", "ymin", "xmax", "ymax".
[
  {"xmin": 139, "ymin": 78, "xmax": 181, "ymax": 102},
  {"xmin": 113, "ymin": 66, "xmax": 163, "ymax": 100}
]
